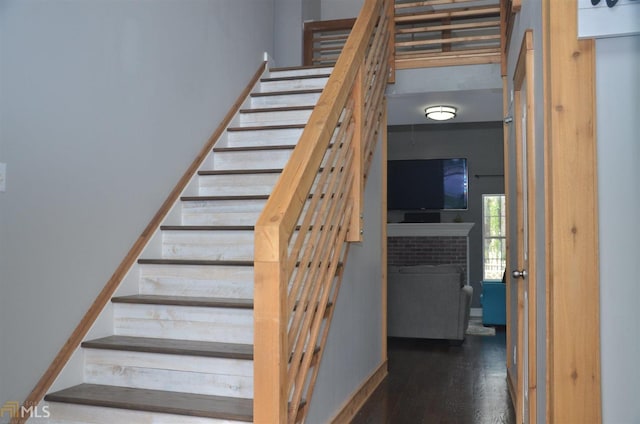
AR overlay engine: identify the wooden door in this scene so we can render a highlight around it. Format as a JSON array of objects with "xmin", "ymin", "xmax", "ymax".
[{"xmin": 512, "ymin": 30, "xmax": 537, "ymax": 424}]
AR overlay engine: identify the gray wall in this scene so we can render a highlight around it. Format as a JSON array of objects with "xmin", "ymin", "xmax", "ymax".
[
  {"xmin": 274, "ymin": 0, "xmax": 322, "ymax": 67},
  {"xmin": 321, "ymin": 0, "xmax": 363, "ymax": 20},
  {"xmin": 303, "ymin": 0, "xmax": 322, "ymax": 20},
  {"xmin": 0, "ymin": 14, "xmax": 5, "ymax": 410},
  {"xmin": 504, "ymin": 1, "xmax": 546, "ymax": 419},
  {"xmin": 387, "ymin": 122, "xmax": 504, "ymax": 307},
  {"xmin": 307, "ymin": 139, "xmax": 384, "ymax": 423},
  {"xmin": 0, "ymin": 0, "xmax": 274, "ymax": 408},
  {"xmin": 596, "ymin": 34, "xmax": 640, "ymax": 424}
]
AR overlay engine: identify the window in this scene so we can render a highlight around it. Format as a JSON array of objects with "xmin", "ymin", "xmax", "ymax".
[{"xmin": 483, "ymin": 194, "xmax": 506, "ymax": 280}]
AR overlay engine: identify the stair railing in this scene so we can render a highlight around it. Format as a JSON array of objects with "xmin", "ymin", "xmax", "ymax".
[{"xmin": 253, "ymin": 0, "xmax": 393, "ymax": 422}]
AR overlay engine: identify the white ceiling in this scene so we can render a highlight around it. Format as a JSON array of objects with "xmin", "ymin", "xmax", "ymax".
[
  {"xmin": 387, "ymin": 88, "xmax": 503, "ymax": 126},
  {"xmin": 385, "ymin": 63, "xmax": 504, "ymax": 126}
]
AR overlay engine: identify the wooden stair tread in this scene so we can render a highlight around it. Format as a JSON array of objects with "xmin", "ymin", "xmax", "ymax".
[
  {"xmin": 239, "ymin": 105, "xmax": 314, "ymax": 114},
  {"xmin": 160, "ymin": 225, "xmax": 318, "ymax": 232},
  {"xmin": 138, "ymin": 258, "xmax": 254, "ymax": 266},
  {"xmin": 136, "ymin": 258, "xmax": 340, "ymax": 271},
  {"xmin": 179, "ymin": 193, "xmax": 321, "ymax": 202},
  {"xmin": 198, "ymin": 168, "xmax": 283, "ymax": 176},
  {"xmin": 213, "ymin": 141, "xmax": 335, "ymax": 153},
  {"xmin": 213, "ymin": 144, "xmax": 295, "ymax": 152},
  {"xmin": 180, "ymin": 194, "xmax": 269, "ymax": 202},
  {"xmin": 250, "ymin": 88, "xmax": 323, "ymax": 97},
  {"xmin": 161, "ymin": 225, "xmax": 255, "ymax": 231},
  {"xmin": 45, "ymin": 384, "xmax": 253, "ymax": 421},
  {"xmin": 197, "ymin": 167, "xmax": 331, "ymax": 176},
  {"xmin": 260, "ymin": 74, "xmax": 331, "ymax": 83},
  {"xmin": 81, "ymin": 336, "xmax": 253, "ymax": 360},
  {"xmin": 269, "ymin": 65, "xmax": 333, "ymax": 72},
  {"xmin": 226, "ymin": 123, "xmax": 305, "ymax": 132},
  {"xmin": 111, "ymin": 294, "xmax": 253, "ymax": 309}
]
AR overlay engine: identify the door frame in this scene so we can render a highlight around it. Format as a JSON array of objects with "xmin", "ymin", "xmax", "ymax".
[
  {"xmin": 543, "ymin": 0, "xmax": 602, "ymax": 422},
  {"xmin": 511, "ymin": 29, "xmax": 537, "ymax": 424}
]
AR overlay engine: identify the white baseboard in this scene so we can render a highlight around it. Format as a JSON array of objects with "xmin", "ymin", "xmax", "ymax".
[{"xmin": 470, "ymin": 307, "xmax": 482, "ymax": 318}]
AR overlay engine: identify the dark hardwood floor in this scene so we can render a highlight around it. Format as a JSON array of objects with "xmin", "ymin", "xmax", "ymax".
[{"xmin": 351, "ymin": 329, "xmax": 515, "ymax": 424}]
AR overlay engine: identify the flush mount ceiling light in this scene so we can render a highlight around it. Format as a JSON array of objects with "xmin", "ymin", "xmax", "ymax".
[{"xmin": 425, "ymin": 105, "xmax": 457, "ymax": 121}]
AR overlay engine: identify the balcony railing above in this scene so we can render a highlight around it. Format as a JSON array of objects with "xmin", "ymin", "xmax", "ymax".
[
  {"xmin": 304, "ymin": 0, "xmax": 510, "ymax": 71},
  {"xmin": 394, "ymin": 0, "xmax": 501, "ymax": 69}
]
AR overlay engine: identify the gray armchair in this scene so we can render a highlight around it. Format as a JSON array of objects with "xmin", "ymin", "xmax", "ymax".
[{"xmin": 387, "ymin": 264, "xmax": 473, "ymax": 342}]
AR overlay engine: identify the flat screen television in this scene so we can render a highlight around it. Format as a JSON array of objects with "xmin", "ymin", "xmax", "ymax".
[{"xmin": 387, "ymin": 158, "xmax": 468, "ymax": 210}]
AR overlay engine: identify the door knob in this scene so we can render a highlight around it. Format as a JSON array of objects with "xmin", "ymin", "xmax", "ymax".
[{"xmin": 512, "ymin": 269, "xmax": 527, "ymax": 279}]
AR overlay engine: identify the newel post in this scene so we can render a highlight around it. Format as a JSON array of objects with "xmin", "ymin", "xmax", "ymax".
[
  {"xmin": 253, "ymin": 223, "xmax": 289, "ymax": 423},
  {"xmin": 347, "ymin": 64, "xmax": 365, "ymax": 242}
]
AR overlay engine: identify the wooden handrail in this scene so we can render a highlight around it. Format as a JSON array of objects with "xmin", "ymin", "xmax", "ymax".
[
  {"xmin": 254, "ymin": 0, "xmax": 391, "ymax": 422},
  {"xmin": 13, "ymin": 61, "xmax": 268, "ymax": 424}
]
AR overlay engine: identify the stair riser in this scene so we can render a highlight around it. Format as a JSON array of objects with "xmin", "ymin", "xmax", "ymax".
[
  {"xmin": 181, "ymin": 211, "xmax": 262, "ymax": 227},
  {"xmin": 180, "ymin": 199, "xmax": 314, "ymax": 227},
  {"xmin": 238, "ymin": 109, "xmax": 312, "ymax": 126},
  {"xmin": 114, "ymin": 304, "xmax": 253, "ymax": 344},
  {"xmin": 225, "ymin": 128, "xmax": 302, "ymax": 148},
  {"xmin": 162, "ymin": 230, "xmax": 308, "ymax": 262},
  {"xmin": 181, "ymin": 199, "xmax": 266, "ymax": 226},
  {"xmin": 162, "ymin": 230, "xmax": 254, "ymax": 261},
  {"xmin": 84, "ymin": 350, "xmax": 253, "ymax": 398},
  {"xmin": 213, "ymin": 149, "xmax": 293, "ymax": 170},
  {"xmin": 139, "ymin": 264, "xmax": 254, "ymax": 298},
  {"xmin": 251, "ymin": 91, "xmax": 321, "ymax": 108},
  {"xmin": 47, "ymin": 402, "xmax": 248, "ymax": 424},
  {"xmin": 259, "ymin": 77, "xmax": 328, "ymax": 92},
  {"xmin": 198, "ymin": 173, "xmax": 281, "ymax": 197},
  {"xmin": 269, "ymin": 67, "xmax": 333, "ymax": 78}
]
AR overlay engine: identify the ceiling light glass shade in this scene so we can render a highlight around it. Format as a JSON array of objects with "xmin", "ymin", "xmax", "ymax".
[{"xmin": 425, "ymin": 106, "xmax": 457, "ymax": 121}]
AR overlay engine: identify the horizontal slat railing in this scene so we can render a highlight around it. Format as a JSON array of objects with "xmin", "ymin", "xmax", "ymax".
[
  {"xmin": 303, "ymin": 18, "xmax": 357, "ymax": 67},
  {"xmin": 395, "ymin": 0, "xmax": 502, "ymax": 69},
  {"xmin": 13, "ymin": 62, "xmax": 269, "ymax": 424},
  {"xmin": 303, "ymin": 1, "xmax": 503, "ymax": 72},
  {"xmin": 254, "ymin": 0, "xmax": 392, "ymax": 422}
]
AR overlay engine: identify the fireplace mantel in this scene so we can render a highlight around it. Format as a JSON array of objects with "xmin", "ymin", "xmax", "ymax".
[{"xmin": 387, "ymin": 222, "xmax": 474, "ymax": 237}]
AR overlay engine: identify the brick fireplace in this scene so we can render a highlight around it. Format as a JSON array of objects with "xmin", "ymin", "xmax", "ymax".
[{"xmin": 387, "ymin": 223, "xmax": 474, "ymax": 284}]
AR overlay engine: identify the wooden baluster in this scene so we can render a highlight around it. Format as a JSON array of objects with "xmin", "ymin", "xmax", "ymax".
[{"xmin": 347, "ymin": 65, "xmax": 365, "ymax": 242}]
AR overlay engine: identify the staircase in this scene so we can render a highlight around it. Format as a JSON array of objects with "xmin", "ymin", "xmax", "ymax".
[{"xmin": 43, "ymin": 66, "xmax": 333, "ymax": 424}]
